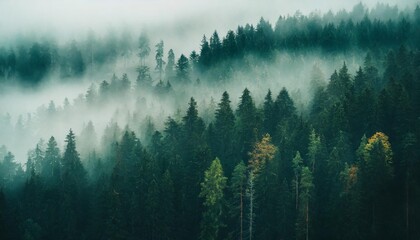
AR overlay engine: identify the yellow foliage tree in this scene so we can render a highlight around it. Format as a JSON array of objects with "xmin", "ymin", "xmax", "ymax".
[
  {"xmin": 249, "ymin": 133, "xmax": 277, "ymax": 175},
  {"xmin": 247, "ymin": 133, "xmax": 277, "ymax": 240},
  {"xmin": 364, "ymin": 132, "xmax": 393, "ymax": 165}
]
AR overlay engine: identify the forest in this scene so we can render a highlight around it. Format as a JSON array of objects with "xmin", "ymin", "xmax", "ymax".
[{"xmin": 1, "ymin": 2, "xmax": 420, "ymax": 240}]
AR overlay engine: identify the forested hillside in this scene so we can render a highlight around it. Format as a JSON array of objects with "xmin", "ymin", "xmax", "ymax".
[{"xmin": 0, "ymin": 2, "xmax": 420, "ymax": 240}]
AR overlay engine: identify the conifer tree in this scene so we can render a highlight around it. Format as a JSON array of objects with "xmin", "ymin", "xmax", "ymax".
[
  {"xmin": 248, "ymin": 134, "xmax": 276, "ymax": 240},
  {"xmin": 199, "ymin": 158, "xmax": 227, "ymax": 240},
  {"xmin": 214, "ymin": 91, "xmax": 235, "ymax": 175},
  {"xmin": 228, "ymin": 161, "xmax": 247, "ymax": 240}
]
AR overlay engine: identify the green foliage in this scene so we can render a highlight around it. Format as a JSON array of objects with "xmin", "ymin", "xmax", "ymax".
[
  {"xmin": 200, "ymin": 158, "xmax": 227, "ymax": 240},
  {"xmin": 176, "ymin": 54, "xmax": 190, "ymax": 82},
  {"xmin": 2, "ymin": 4, "xmax": 420, "ymax": 239}
]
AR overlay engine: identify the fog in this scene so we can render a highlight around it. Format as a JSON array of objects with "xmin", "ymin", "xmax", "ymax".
[
  {"xmin": 0, "ymin": 0, "xmax": 417, "ymax": 164},
  {"xmin": 0, "ymin": 0, "xmax": 415, "ymax": 53}
]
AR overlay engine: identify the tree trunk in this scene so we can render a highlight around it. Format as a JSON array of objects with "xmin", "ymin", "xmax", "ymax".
[
  {"xmin": 240, "ymin": 183, "xmax": 243, "ymax": 240},
  {"xmin": 296, "ymin": 175, "xmax": 299, "ymax": 210},
  {"xmin": 306, "ymin": 201, "xmax": 309, "ymax": 240},
  {"xmin": 406, "ymin": 172, "xmax": 409, "ymax": 240},
  {"xmin": 249, "ymin": 174, "xmax": 254, "ymax": 240}
]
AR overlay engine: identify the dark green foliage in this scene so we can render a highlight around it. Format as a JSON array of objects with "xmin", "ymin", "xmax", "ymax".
[
  {"xmin": 176, "ymin": 54, "xmax": 190, "ymax": 82},
  {"xmin": 214, "ymin": 91, "xmax": 236, "ymax": 176},
  {"xmin": 236, "ymin": 88, "xmax": 258, "ymax": 161},
  {"xmin": 2, "ymin": 4, "xmax": 420, "ymax": 240},
  {"xmin": 60, "ymin": 41, "xmax": 85, "ymax": 78}
]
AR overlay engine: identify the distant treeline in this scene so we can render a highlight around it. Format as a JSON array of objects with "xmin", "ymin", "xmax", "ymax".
[
  {"xmin": 0, "ymin": 3, "xmax": 419, "ymax": 85},
  {"xmin": 1, "ymin": 38, "xmax": 420, "ymax": 240}
]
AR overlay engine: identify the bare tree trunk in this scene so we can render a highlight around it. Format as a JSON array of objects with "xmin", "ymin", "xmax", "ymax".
[
  {"xmin": 295, "ymin": 175, "xmax": 299, "ymax": 210},
  {"xmin": 249, "ymin": 174, "xmax": 254, "ymax": 240},
  {"xmin": 306, "ymin": 201, "xmax": 309, "ymax": 240},
  {"xmin": 240, "ymin": 184, "xmax": 243, "ymax": 240},
  {"xmin": 406, "ymin": 172, "xmax": 409, "ymax": 240}
]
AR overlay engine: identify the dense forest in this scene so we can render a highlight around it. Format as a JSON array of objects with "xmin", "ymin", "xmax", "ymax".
[{"xmin": 1, "ymin": 2, "xmax": 420, "ymax": 240}]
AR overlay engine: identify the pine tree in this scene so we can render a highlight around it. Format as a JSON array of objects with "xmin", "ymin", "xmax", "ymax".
[
  {"xmin": 181, "ymin": 97, "xmax": 210, "ymax": 240},
  {"xmin": 236, "ymin": 88, "xmax": 258, "ymax": 161},
  {"xmin": 199, "ymin": 35, "xmax": 211, "ymax": 70},
  {"xmin": 165, "ymin": 49, "xmax": 175, "ymax": 81},
  {"xmin": 228, "ymin": 161, "xmax": 247, "ymax": 240},
  {"xmin": 176, "ymin": 54, "xmax": 189, "ymax": 82},
  {"xmin": 296, "ymin": 167, "xmax": 314, "ymax": 240},
  {"xmin": 43, "ymin": 136, "xmax": 61, "ymax": 184},
  {"xmin": 199, "ymin": 158, "xmax": 227, "ymax": 240},
  {"xmin": 62, "ymin": 129, "xmax": 86, "ymax": 186},
  {"xmin": 60, "ymin": 129, "xmax": 88, "ymax": 240},
  {"xmin": 155, "ymin": 40, "xmax": 165, "ymax": 81},
  {"xmin": 210, "ymin": 31, "xmax": 222, "ymax": 63},
  {"xmin": 263, "ymin": 89, "xmax": 275, "ymax": 135},
  {"xmin": 214, "ymin": 91, "xmax": 236, "ymax": 175},
  {"xmin": 292, "ymin": 151, "xmax": 304, "ymax": 210},
  {"xmin": 360, "ymin": 132, "xmax": 394, "ymax": 239},
  {"xmin": 138, "ymin": 32, "xmax": 150, "ymax": 66},
  {"xmin": 0, "ymin": 152, "xmax": 18, "ymax": 187},
  {"xmin": 248, "ymin": 134, "xmax": 277, "ymax": 240}
]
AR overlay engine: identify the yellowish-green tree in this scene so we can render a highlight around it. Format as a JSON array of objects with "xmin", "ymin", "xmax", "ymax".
[
  {"xmin": 199, "ymin": 158, "xmax": 227, "ymax": 240},
  {"xmin": 362, "ymin": 132, "xmax": 393, "ymax": 239},
  {"xmin": 248, "ymin": 134, "xmax": 277, "ymax": 240}
]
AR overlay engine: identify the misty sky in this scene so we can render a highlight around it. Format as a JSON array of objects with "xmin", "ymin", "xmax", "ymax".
[{"xmin": 0, "ymin": 0, "xmax": 416, "ymax": 54}]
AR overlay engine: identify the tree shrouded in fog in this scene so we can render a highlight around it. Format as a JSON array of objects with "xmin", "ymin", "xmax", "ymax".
[
  {"xmin": 1, "ymin": 2, "xmax": 420, "ymax": 240},
  {"xmin": 138, "ymin": 32, "xmax": 151, "ymax": 66},
  {"xmin": 155, "ymin": 40, "xmax": 165, "ymax": 82},
  {"xmin": 176, "ymin": 54, "xmax": 189, "ymax": 82}
]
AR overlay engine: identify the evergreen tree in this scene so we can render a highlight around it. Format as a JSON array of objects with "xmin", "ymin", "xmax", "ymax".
[
  {"xmin": 236, "ymin": 88, "xmax": 258, "ymax": 161},
  {"xmin": 176, "ymin": 54, "xmax": 190, "ymax": 82},
  {"xmin": 199, "ymin": 35, "xmax": 211, "ymax": 70},
  {"xmin": 214, "ymin": 91, "xmax": 236, "ymax": 175},
  {"xmin": 165, "ymin": 49, "xmax": 175, "ymax": 81},
  {"xmin": 138, "ymin": 32, "xmax": 151, "ymax": 66},
  {"xmin": 248, "ymin": 134, "xmax": 276, "ymax": 240},
  {"xmin": 155, "ymin": 40, "xmax": 165, "ymax": 81},
  {"xmin": 42, "ymin": 136, "xmax": 61, "ymax": 184},
  {"xmin": 292, "ymin": 151, "xmax": 304, "ymax": 210},
  {"xmin": 296, "ymin": 167, "xmax": 314, "ymax": 240},
  {"xmin": 199, "ymin": 158, "xmax": 227, "ymax": 240},
  {"xmin": 228, "ymin": 161, "xmax": 247, "ymax": 240},
  {"xmin": 263, "ymin": 89, "xmax": 275, "ymax": 135},
  {"xmin": 210, "ymin": 31, "xmax": 222, "ymax": 64},
  {"xmin": 360, "ymin": 132, "xmax": 394, "ymax": 239},
  {"xmin": 60, "ymin": 129, "xmax": 88, "ymax": 240}
]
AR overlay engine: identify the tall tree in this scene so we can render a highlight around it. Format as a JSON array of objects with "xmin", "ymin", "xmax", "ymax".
[
  {"xmin": 263, "ymin": 89, "xmax": 275, "ymax": 135},
  {"xmin": 296, "ymin": 167, "xmax": 314, "ymax": 240},
  {"xmin": 214, "ymin": 91, "xmax": 236, "ymax": 175},
  {"xmin": 360, "ymin": 132, "xmax": 394, "ymax": 239},
  {"xmin": 60, "ymin": 129, "xmax": 88, "ymax": 240},
  {"xmin": 165, "ymin": 49, "xmax": 175, "ymax": 81},
  {"xmin": 248, "ymin": 134, "xmax": 277, "ymax": 240},
  {"xmin": 199, "ymin": 35, "xmax": 211, "ymax": 70},
  {"xmin": 236, "ymin": 88, "xmax": 258, "ymax": 161},
  {"xmin": 155, "ymin": 40, "xmax": 165, "ymax": 81},
  {"xmin": 292, "ymin": 151, "xmax": 304, "ymax": 210},
  {"xmin": 176, "ymin": 54, "xmax": 190, "ymax": 82},
  {"xmin": 210, "ymin": 31, "xmax": 222, "ymax": 63},
  {"xmin": 138, "ymin": 32, "xmax": 151, "ymax": 66},
  {"xmin": 199, "ymin": 158, "xmax": 227, "ymax": 240},
  {"xmin": 42, "ymin": 136, "xmax": 61, "ymax": 184},
  {"xmin": 62, "ymin": 129, "xmax": 86, "ymax": 185},
  {"xmin": 228, "ymin": 161, "xmax": 247, "ymax": 240}
]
